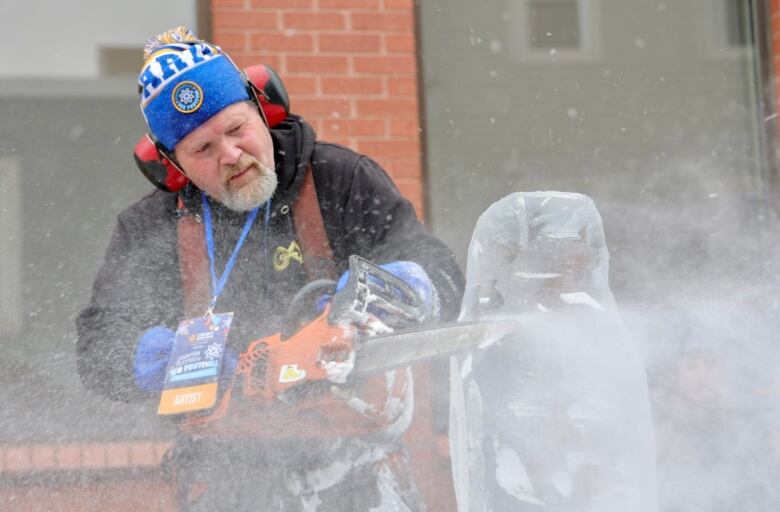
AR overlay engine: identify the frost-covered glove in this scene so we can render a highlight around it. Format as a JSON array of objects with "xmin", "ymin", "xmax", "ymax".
[
  {"xmin": 133, "ymin": 326, "xmax": 240, "ymax": 393},
  {"xmin": 329, "ymin": 261, "xmax": 440, "ymax": 324},
  {"xmin": 133, "ymin": 326, "xmax": 175, "ymax": 393}
]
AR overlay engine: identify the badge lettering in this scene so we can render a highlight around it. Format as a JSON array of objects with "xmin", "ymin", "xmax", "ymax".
[
  {"xmin": 139, "ymin": 44, "xmax": 219, "ymax": 104},
  {"xmin": 157, "ymin": 312, "xmax": 233, "ymax": 415},
  {"xmin": 173, "ymin": 391, "xmax": 203, "ymax": 406}
]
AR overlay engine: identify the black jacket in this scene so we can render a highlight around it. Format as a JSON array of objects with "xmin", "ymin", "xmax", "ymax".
[{"xmin": 76, "ymin": 115, "xmax": 464, "ymax": 402}]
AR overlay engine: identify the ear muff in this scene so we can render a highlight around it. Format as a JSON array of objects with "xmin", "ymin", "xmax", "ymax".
[
  {"xmin": 133, "ymin": 134, "xmax": 189, "ymax": 193},
  {"xmin": 133, "ymin": 63, "xmax": 290, "ymax": 193},
  {"xmin": 245, "ymin": 64, "xmax": 290, "ymax": 128}
]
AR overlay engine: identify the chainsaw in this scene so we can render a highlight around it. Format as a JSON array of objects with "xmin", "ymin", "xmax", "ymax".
[{"xmin": 178, "ymin": 255, "xmax": 513, "ymax": 438}]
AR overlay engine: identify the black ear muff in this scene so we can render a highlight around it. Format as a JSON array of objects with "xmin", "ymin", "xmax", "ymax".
[{"xmin": 133, "ymin": 64, "xmax": 290, "ymax": 193}]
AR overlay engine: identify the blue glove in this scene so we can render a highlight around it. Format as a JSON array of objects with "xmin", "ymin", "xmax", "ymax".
[
  {"xmin": 133, "ymin": 326, "xmax": 240, "ymax": 393},
  {"xmin": 330, "ymin": 261, "xmax": 439, "ymax": 323},
  {"xmin": 134, "ymin": 326, "xmax": 175, "ymax": 393}
]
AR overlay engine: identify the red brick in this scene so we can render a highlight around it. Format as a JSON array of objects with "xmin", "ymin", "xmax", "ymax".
[
  {"xmin": 354, "ymin": 55, "xmax": 416, "ymax": 74},
  {"xmin": 282, "ymin": 11, "xmax": 347, "ymax": 30},
  {"xmin": 384, "ymin": 0, "xmax": 414, "ymax": 9},
  {"xmin": 390, "ymin": 119, "xmax": 421, "ymax": 137},
  {"xmin": 351, "ymin": 11, "xmax": 413, "ymax": 32},
  {"xmin": 4, "ymin": 446, "xmax": 31, "ymax": 472},
  {"xmin": 30, "ymin": 444, "xmax": 56, "ymax": 471},
  {"xmin": 55, "ymin": 443, "xmax": 83, "ymax": 470},
  {"xmin": 230, "ymin": 52, "xmax": 282, "ymax": 71},
  {"xmin": 213, "ymin": 0, "xmax": 246, "ymax": 6},
  {"xmin": 321, "ymin": 76, "xmax": 384, "ymax": 95},
  {"xmin": 213, "ymin": 10, "xmax": 279, "ymax": 30},
  {"xmin": 251, "ymin": 0, "xmax": 313, "ymax": 7},
  {"xmin": 129, "ymin": 442, "xmax": 158, "ymax": 467},
  {"xmin": 281, "ymin": 75, "xmax": 318, "ymax": 95},
  {"xmin": 294, "ymin": 98, "xmax": 353, "ymax": 117},
  {"xmin": 250, "ymin": 33, "xmax": 314, "ymax": 52},
  {"xmin": 319, "ymin": 0, "xmax": 380, "ymax": 9},
  {"xmin": 213, "ymin": 31, "xmax": 247, "ymax": 51},
  {"xmin": 319, "ymin": 34, "xmax": 381, "ymax": 53},
  {"xmin": 387, "ymin": 77, "xmax": 418, "ymax": 95},
  {"xmin": 286, "ymin": 55, "xmax": 349, "ymax": 73},
  {"xmin": 382, "ymin": 157, "xmax": 422, "ymax": 179},
  {"xmin": 357, "ymin": 139, "xmax": 420, "ymax": 158},
  {"xmin": 311, "ymin": 118, "xmax": 326, "ymax": 133},
  {"xmin": 82, "ymin": 443, "xmax": 107, "ymax": 469},
  {"xmin": 385, "ymin": 33, "xmax": 416, "ymax": 53},
  {"xmin": 0, "ymin": 479, "xmax": 179, "ymax": 511},
  {"xmin": 155, "ymin": 442, "xmax": 173, "ymax": 463},
  {"xmin": 322, "ymin": 134, "xmax": 356, "ymax": 148},
  {"xmin": 104, "ymin": 442, "xmax": 131, "ymax": 469},
  {"xmin": 357, "ymin": 98, "xmax": 418, "ymax": 117},
  {"xmin": 320, "ymin": 118, "xmax": 387, "ymax": 137}
]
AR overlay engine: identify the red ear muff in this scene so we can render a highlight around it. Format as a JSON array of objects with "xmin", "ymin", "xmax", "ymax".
[
  {"xmin": 133, "ymin": 64, "xmax": 290, "ymax": 193},
  {"xmin": 133, "ymin": 134, "xmax": 189, "ymax": 193},
  {"xmin": 244, "ymin": 64, "xmax": 290, "ymax": 128}
]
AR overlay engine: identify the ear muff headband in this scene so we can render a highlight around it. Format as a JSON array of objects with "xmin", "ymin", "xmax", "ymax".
[{"xmin": 133, "ymin": 63, "xmax": 290, "ymax": 193}]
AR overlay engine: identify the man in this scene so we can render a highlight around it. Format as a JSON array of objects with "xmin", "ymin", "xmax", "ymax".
[{"xmin": 77, "ymin": 27, "xmax": 463, "ymax": 511}]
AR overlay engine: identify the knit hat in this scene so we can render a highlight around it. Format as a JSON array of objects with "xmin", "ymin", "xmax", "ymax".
[{"xmin": 138, "ymin": 27, "xmax": 251, "ymax": 152}]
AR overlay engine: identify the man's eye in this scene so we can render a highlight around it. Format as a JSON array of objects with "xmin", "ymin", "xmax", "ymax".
[
  {"xmin": 228, "ymin": 123, "xmax": 244, "ymax": 135},
  {"xmin": 196, "ymin": 143, "xmax": 210, "ymax": 153}
]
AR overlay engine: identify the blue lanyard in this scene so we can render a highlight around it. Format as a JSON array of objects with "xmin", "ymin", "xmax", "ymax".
[{"xmin": 201, "ymin": 191, "xmax": 271, "ymax": 314}]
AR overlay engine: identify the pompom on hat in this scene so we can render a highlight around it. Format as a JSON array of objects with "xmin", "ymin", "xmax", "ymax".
[{"xmin": 138, "ymin": 27, "xmax": 251, "ymax": 152}]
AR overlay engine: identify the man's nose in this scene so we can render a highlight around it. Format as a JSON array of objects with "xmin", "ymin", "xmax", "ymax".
[{"xmin": 219, "ymin": 140, "xmax": 242, "ymax": 167}]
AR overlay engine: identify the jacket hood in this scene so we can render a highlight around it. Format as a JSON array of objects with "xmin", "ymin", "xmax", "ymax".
[{"xmin": 270, "ymin": 114, "xmax": 317, "ymax": 201}]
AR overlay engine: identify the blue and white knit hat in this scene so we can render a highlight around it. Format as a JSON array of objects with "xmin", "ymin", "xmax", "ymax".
[{"xmin": 138, "ymin": 27, "xmax": 251, "ymax": 152}]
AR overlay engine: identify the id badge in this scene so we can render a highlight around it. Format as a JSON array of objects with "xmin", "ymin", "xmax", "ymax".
[{"xmin": 157, "ymin": 312, "xmax": 234, "ymax": 415}]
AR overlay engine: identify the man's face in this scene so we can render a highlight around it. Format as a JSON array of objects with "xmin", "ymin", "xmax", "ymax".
[{"xmin": 174, "ymin": 101, "xmax": 277, "ymax": 211}]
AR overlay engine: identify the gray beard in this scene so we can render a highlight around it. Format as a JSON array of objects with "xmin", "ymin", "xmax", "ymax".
[{"xmin": 220, "ymin": 163, "xmax": 278, "ymax": 212}]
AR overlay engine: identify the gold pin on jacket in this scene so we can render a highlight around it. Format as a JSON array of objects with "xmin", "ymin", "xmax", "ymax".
[{"xmin": 273, "ymin": 241, "xmax": 303, "ymax": 271}]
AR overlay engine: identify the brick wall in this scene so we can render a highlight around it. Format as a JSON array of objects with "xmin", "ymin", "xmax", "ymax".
[
  {"xmin": 0, "ymin": 442, "xmax": 175, "ymax": 511},
  {"xmin": 210, "ymin": 0, "xmax": 426, "ymax": 218}
]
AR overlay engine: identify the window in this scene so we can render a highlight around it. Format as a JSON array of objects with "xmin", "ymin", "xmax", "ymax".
[
  {"xmin": 0, "ymin": 158, "xmax": 22, "ymax": 336},
  {"xmin": 725, "ymin": 0, "xmax": 750, "ymax": 48},
  {"xmin": 507, "ymin": 0, "xmax": 603, "ymax": 63},
  {"xmin": 703, "ymin": 0, "xmax": 753, "ymax": 59},
  {"xmin": 528, "ymin": 0, "xmax": 581, "ymax": 49}
]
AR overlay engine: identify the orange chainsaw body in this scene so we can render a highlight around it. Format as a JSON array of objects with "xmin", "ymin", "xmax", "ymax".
[{"xmin": 179, "ymin": 306, "xmax": 412, "ymax": 439}]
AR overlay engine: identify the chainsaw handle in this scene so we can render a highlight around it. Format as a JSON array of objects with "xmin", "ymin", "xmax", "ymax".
[
  {"xmin": 282, "ymin": 279, "xmax": 337, "ymax": 338},
  {"xmin": 328, "ymin": 255, "xmax": 427, "ymax": 325}
]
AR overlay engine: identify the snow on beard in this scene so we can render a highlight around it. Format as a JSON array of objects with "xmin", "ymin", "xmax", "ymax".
[{"xmin": 219, "ymin": 153, "xmax": 277, "ymax": 212}]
